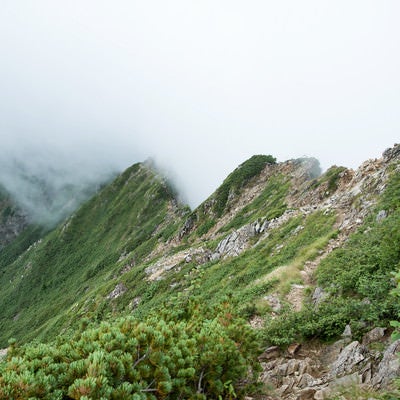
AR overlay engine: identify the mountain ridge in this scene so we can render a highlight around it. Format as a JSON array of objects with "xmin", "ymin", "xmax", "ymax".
[{"xmin": 0, "ymin": 144, "xmax": 399, "ymax": 398}]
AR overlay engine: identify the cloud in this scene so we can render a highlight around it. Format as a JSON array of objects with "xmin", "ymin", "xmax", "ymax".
[{"xmin": 0, "ymin": 0, "xmax": 399, "ymax": 217}]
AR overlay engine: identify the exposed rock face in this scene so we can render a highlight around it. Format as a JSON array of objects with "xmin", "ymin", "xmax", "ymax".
[
  {"xmin": 259, "ymin": 329, "xmax": 399, "ymax": 399},
  {"xmin": 179, "ymin": 215, "xmax": 195, "ymax": 239},
  {"xmin": 0, "ymin": 198, "xmax": 29, "ymax": 249},
  {"xmin": 145, "ymin": 247, "xmax": 211, "ymax": 281},
  {"xmin": 383, "ymin": 143, "xmax": 400, "ymax": 162},
  {"xmin": 362, "ymin": 327, "xmax": 386, "ymax": 346},
  {"xmin": 376, "ymin": 209, "xmax": 388, "ymax": 222},
  {"xmin": 106, "ymin": 283, "xmax": 127, "ymax": 300},
  {"xmin": 212, "ymin": 221, "xmax": 267, "ymax": 260},
  {"xmin": 264, "ymin": 295, "xmax": 282, "ymax": 313},
  {"xmin": 312, "ymin": 287, "xmax": 328, "ymax": 307},
  {"xmin": 371, "ymin": 340, "xmax": 400, "ymax": 388},
  {"xmin": 330, "ymin": 341, "xmax": 368, "ymax": 377}
]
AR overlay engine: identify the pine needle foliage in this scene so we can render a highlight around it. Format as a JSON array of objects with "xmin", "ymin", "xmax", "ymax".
[{"xmin": 0, "ymin": 300, "xmax": 261, "ymax": 399}]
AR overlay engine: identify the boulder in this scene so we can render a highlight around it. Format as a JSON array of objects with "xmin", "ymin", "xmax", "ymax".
[
  {"xmin": 362, "ymin": 327, "xmax": 386, "ymax": 346},
  {"xmin": 0, "ymin": 348, "xmax": 7, "ymax": 360},
  {"xmin": 264, "ymin": 295, "xmax": 282, "ymax": 313},
  {"xmin": 341, "ymin": 324, "xmax": 352, "ymax": 339},
  {"xmin": 294, "ymin": 387, "xmax": 316, "ymax": 400},
  {"xmin": 330, "ymin": 341, "xmax": 368, "ymax": 377},
  {"xmin": 371, "ymin": 339, "xmax": 400, "ymax": 388},
  {"xmin": 258, "ymin": 346, "xmax": 280, "ymax": 361},
  {"xmin": 312, "ymin": 287, "xmax": 328, "ymax": 307},
  {"xmin": 213, "ymin": 222, "xmax": 260, "ymax": 258}
]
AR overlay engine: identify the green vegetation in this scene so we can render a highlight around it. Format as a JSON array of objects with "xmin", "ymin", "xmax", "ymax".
[
  {"xmin": 264, "ymin": 169, "xmax": 400, "ymax": 345},
  {"xmin": 0, "ymin": 225, "xmax": 47, "ymax": 268},
  {"xmin": 1, "ymin": 153, "xmax": 400, "ymax": 398},
  {"xmin": 196, "ymin": 218, "xmax": 216, "ymax": 237},
  {"xmin": 181, "ymin": 154, "xmax": 277, "ymax": 238},
  {"xmin": 220, "ymin": 174, "xmax": 289, "ymax": 232},
  {"xmin": 310, "ymin": 165, "xmax": 347, "ymax": 194},
  {"xmin": 0, "ymin": 301, "xmax": 260, "ymax": 399},
  {"xmin": 211, "ymin": 155, "xmax": 276, "ymax": 217},
  {"xmin": 168, "ymin": 211, "xmax": 336, "ymax": 318},
  {"xmin": 0, "ymin": 163, "xmax": 184, "ymax": 346}
]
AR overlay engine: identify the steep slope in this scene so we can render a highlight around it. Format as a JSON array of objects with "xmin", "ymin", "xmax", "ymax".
[
  {"xmin": 0, "ymin": 162, "xmax": 187, "ymax": 345},
  {"xmin": 0, "ymin": 145, "xmax": 400, "ymax": 399},
  {"xmin": 0, "ymin": 185, "xmax": 47, "ymax": 276},
  {"xmin": 0, "ymin": 184, "xmax": 29, "ymax": 249},
  {"xmin": 1, "ymin": 148, "xmax": 398, "ymax": 344}
]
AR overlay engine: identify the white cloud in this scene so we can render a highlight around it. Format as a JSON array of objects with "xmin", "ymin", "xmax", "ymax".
[{"xmin": 0, "ymin": 0, "xmax": 399, "ymax": 209}]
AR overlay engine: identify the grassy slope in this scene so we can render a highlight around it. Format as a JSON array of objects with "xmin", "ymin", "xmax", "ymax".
[
  {"xmin": 0, "ymin": 163, "xmax": 184, "ymax": 346},
  {"xmin": 0, "ymin": 154, "xmax": 398, "ymax": 355},
  {"xmin": 0, "ymin": 155, "xmax": 291, "ymax": 346},
  {"xmin": 187, "ymin": 155, "xmax": 277, "ymax": 238}
]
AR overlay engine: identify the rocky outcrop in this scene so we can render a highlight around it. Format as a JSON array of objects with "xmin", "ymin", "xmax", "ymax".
[
  {"xmin": 211, "ymin": 221, "xmax": 267, "ymax": 260},
  {"xmin": 329, "ymin": 341, "xmax": 368, "ymax": 377},
  {"xmin": 106, "ymin": 283, "xmax": 127, "ymax": 300},
  {"xmin": 178, "ymin": 215, "xmax": 195, "ymax": 239},
  {"xmin": 0, "ymin": 198, "xmax": 29, "ymax": 249},
  {"xmin": 383, "ymin": 143, "xmax": 400, "ymax": 162},
  {"xmin": 145, "ymin": 247, "xmax": 211, "ymax": 281},
  {"xmin": 259, "ymin": 329, "xmax": 399, "ymax": 399},
  {"xmin": 371, "ymin": 339, "xmax": 400, "ymax": 388},
  {"xmin": 212, "ymin": 208, "xmax": 302, "ymax": 261}
]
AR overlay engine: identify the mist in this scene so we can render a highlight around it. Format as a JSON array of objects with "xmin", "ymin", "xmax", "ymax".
[
  {"xmin": 1, "ymin": 1, "xmax": 399, "ymax": 222},
  {"xmin": 0, "ymin": 142, "xmax": 121, "ymax": 225}
]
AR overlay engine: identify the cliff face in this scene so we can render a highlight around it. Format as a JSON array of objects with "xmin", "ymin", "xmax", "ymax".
[
  {"xmin": 0, "ymin": 186, "xmax": 29, "ymax": 249},
  {"xmin": 0, "ymin": 144, "xmax": 399, "ymax": 397}
]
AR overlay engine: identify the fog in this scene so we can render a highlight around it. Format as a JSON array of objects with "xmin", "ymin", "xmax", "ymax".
[{"xmin": 1, "ymin": 1, "xmax": 399, "ymax": 221}]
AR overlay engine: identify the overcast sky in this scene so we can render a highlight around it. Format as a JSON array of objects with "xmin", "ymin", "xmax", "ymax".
[{"xmin": 1, "ymin": 1, "xmax": 399, "ymax": 207}]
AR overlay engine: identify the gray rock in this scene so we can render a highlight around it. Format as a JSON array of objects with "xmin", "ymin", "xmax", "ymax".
[
  {"xmin": 106, "ymin": 283, "xmax": 127, "ymax": 300},
  {"xmin": 362, "ymin": 327, "xmax": 386, "ymax": 346},
  {"xmin": 260, "ymin": 220, "xmax": 269, "ymax": 233},
  {"xmin": 330, "ymin": 372, "xmax": 361, "ymax": 388},
  {"xmin": 297, "ymin": 373, "xmax": 317, "ymax": 388},
  {"xmin": 213, "ymin": 223, "xmax": 260, "ymax": 259},
  {"xmin": 294, "ymin": 387, "xmax": 316, "ymax": 400},
  {"xmin": 130, "ymin": 296, "xmax": 141, "ymax": 309},
  {"xmin": 287, "ymin": 359, "xmax": 300, "ymax": 375},
  {"xmin": 376, "ymin": 210, "xmax": 387, "ymax": 222},
  {"xmin": 264, "ymin": 295, "xmax": 282, "ymax": 312},
  {"xmin": 383, "ymin": 143, "xmax": 400, "ymax": 162},
  {"xmin": 371, "ymin": 339, "xmax": 400, "ymax": 388},
  {"xmin": 278, "ymin": 363, "xmax": 289, "ymax": 376},
  {"xmin": 0, "ymin": 348, "xmax": 7, "ymax": 360},
  {"xmin": 312, "ymin": 287, "xmax": 328, "ymax": 307},
  {"xmin": 361, "ymin": 362, "xmax": 373, "ymax": 384},
  {"xmin": 258, "ymin": 346, "xmax": 280, "ymax": 361},
  {"xmin": 179, "ymin": 216, "xmax": 194, "ymax": 239},
  {"xmin": 330, "ymin": 341, "xmax": 368, "ymax": 377},
  {"xmin": 341, "ymin": 324, "xmax": 352, "ymax": 339},
  {"xmin": 276, "ymin": 384, "xmax": 290, "ymax": 396},
  {"xmin": 314, "ymin": 387, "xmax": 331, "ymax": 400}
]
